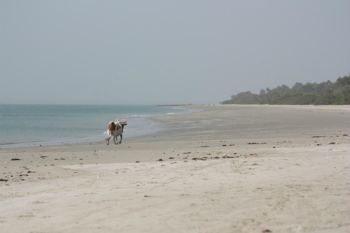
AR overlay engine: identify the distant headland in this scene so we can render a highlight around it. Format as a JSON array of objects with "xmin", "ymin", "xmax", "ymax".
[{"xmin": 222, "ymin": 74, "xmax": 350, "ymax": 105}]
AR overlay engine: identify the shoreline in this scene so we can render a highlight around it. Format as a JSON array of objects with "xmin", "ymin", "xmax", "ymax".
[
  {"xmin": 1, "ymin": 104, "xmax": 349, "ymax": 158},
  {"xmin": 0, "ymin": 105, "xmax": 190, "ymax": 150},
  {"xmin": 1, "ymin": 105, "xmax": 349, "ymax": 233},
  {"xmin": 2, "ymin": 104, "xmax": 348, "ymax": 150}
]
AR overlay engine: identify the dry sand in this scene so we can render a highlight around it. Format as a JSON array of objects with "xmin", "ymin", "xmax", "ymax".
[{"xmin": 0, "ymin": 105, "xmax": 349, "ymax": 233}]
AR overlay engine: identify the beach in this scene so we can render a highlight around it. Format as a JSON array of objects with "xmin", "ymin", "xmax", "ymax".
[{"xmin": 1, "ymin": 105, "xmax": 350, "ymax": 233}]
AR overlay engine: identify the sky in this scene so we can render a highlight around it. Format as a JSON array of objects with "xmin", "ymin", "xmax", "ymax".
[{"xmin": 0, "ymin": 0, "xmax": 349, "ymax": 105}]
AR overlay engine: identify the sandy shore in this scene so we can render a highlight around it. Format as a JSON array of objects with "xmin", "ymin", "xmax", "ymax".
[{"xmin": 1, "ymin": 105, "xmax": 350, "ymax": 233}]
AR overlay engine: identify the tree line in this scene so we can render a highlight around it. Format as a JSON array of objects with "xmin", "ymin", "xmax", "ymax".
[{"xmin": 222, "ymin": 75, "xmax": 350, "ymax": 105}]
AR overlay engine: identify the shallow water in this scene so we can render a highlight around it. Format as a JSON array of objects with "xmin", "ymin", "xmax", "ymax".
[{"xmin": 0, "ymin": 104, "xmax": 185, "ymax": 148}]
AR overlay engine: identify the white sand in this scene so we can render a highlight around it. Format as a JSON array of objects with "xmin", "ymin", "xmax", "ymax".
[{"xmin": 1, "ymin": 105, "xmax": 349, "ymax": 233}]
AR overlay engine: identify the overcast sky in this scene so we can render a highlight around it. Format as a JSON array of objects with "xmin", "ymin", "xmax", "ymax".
[{"xmin": 1, "ymin": 0, "xmax": 349, "ymax": 105}]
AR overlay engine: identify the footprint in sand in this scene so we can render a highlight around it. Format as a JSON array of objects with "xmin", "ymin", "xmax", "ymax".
[{"xmin": 17, "ymin": 213, "xmax": 35, "ymax": 219}]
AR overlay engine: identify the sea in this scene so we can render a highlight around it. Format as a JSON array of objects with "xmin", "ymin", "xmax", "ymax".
[{"xmin": 0, "ymin": 105, "xmax": 186, "ymax": 148}]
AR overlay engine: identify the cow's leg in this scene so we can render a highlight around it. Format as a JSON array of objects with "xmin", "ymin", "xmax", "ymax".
[
  {"xmin": 119, "ymin": 134, "xmax": 123, "ymax": 144},
  {"xmin": 113, "ymin": 135, "xmax": 118, "ymax": 145},
  {"xmin": 106, "ymin": 136, "xmax": 110, "ymax": 145},
  {"xmin": 106, "ymin": 129, "xmax": 113, "ymax": 145}
]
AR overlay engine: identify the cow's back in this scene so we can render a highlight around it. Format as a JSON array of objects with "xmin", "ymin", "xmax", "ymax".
[{"xmin": 107, "ymin": 121, "xmax": 116, "ymax": 131}]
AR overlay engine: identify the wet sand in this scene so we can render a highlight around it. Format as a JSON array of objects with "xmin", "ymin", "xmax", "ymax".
[{"xmin": 1, "ymin": 105, "xmax": 350, "ymax": 233}]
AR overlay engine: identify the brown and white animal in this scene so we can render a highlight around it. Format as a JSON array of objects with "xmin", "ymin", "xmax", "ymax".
[{"xmin": 105, "ymin": 120, "xmax": 127, "ymax": 145}]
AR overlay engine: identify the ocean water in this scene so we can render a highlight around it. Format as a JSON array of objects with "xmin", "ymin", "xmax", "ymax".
[{"xmin": 0, "ymin": 105, "xmax": 185, "ymax": 148}]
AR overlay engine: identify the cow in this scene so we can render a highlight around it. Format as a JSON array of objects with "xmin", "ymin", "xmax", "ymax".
[{"xmin": 105, "ymin": 120, "xmax": 127, "ymax": 145}]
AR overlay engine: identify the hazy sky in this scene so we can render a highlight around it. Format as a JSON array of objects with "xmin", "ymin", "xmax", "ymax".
[{"xmin": 1, "ymin": 0, "xmax": 349, "ymax": 104}]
